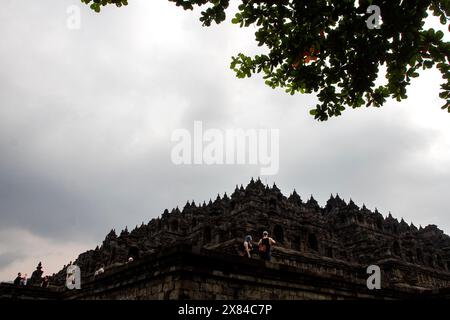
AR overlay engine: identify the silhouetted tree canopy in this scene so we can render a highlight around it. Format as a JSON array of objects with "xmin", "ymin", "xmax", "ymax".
[{"xmin": 82, "ymin": 0, "xmax": 449, "ymax": 120}]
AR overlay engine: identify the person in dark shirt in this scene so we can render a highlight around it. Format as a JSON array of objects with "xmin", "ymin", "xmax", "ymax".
[
  {"xmin": 13, "ymin": 272, "xmax": 22, "ymax": 286},
  {"xmin": 258, "ymin": 231, "xmax": 276, "ymax": 261}
]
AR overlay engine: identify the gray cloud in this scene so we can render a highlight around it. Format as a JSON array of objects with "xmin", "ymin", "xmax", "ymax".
[
  {"xmin": 0, "ymin": 252, "xmax": 25, "ymax": 270},
  {"xmin": 0, "ymin": 0, "xmax": 449, "ymax": 279}
]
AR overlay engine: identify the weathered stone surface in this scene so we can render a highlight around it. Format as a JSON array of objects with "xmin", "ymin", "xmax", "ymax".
[{"xmin": 1, "ymin": 178, "xmax": 450, "ymax": 299}]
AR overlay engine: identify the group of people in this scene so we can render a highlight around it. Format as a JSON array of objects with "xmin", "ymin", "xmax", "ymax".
[
  {"xmin": 241, "ymin": 231, "xmax": 276, "ymax": 261},
  {"xmin": 13, "ymin": 273, "xmax": 49, "ymax": 288},
  {"xmin": 12, "ymin": 235, "xmax": 274, "ymax": 289},
  {"xmin": 13, "ymin": 272, "xmax": 28, "ymax": 286}
]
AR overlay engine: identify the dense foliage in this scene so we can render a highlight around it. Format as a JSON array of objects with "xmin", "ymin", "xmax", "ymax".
[{"xmin": 82, "ymin": 0, "xmax": 449, "ymax": 120}]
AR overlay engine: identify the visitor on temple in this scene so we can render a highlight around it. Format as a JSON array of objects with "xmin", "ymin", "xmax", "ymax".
[
  {"xmin": 242, "ymin": 235, "xmax": 253, "ymax": 258},
  {"xmin": 94, "ymin": 265, "xmax": 105, "ymax": 276},
  {"xmin": 41, "ymin": 276, "xmax": 50, "ymax": 288},
  {"xmin": 13, "ymin": 272, "xmax": 22, "ymax": 285},
  {"xmin": 258, "ymin": 231, "xmax": 276, "ymax": 261},
  {"xmin": 20, "ymin": 273, "xmax": 28, "ymax": 286}
]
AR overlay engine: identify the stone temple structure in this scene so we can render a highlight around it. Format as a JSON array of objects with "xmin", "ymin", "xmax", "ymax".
[{"xmin": 1, "ymin": 178, "xmax": 450, "ymax": 299}]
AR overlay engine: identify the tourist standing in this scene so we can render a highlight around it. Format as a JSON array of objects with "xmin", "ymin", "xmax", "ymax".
[
  {"xmin": 258, "ymin": 231, "xmax": 276, "ymax": 261},
  {"xmin": 242, "ymin": 235, "xmax": 253, "ymax": 258}
]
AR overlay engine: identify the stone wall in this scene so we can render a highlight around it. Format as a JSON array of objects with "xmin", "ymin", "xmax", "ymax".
[
  {"xmin": 3, "ymin": 245, "xmax": 447, "ymax": 300},
  {"xmin": 0, "ymin": 283, "xmax": 60, "ymax": 300},
  {"xmin": 4, "ymin": 179, "xmax": 450, "ymax": 300}
]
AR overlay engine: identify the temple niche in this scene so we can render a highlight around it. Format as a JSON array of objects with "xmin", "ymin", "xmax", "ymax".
[{"xmin": 12, "ymin": 178, "xmax": 449, "ymax": 300}]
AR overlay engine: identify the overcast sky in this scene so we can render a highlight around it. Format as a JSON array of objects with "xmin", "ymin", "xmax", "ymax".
[{"xmin": 0, "ymin": 0, "xmax": 449, "ymax": 281}]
